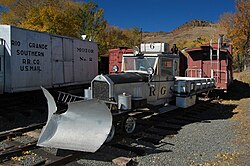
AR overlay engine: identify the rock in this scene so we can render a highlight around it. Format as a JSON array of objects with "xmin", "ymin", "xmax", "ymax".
[{"xmin": 112, "ymin": 156, "xmax": 133, "ymax": 166}]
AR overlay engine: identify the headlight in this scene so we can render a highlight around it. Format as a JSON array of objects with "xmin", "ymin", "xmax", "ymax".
[
  {"xmin": 147, "ymin": 67, "xmax": 154, "ymax": 75},
  {"xmin": 112, "ymin": 65, "xmax": 119, "ymax": 73}
]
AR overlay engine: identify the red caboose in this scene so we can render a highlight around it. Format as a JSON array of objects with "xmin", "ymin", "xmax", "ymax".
[{"xmin": 185, "ymin": 43, "xmax": 233, "ymax": 92}]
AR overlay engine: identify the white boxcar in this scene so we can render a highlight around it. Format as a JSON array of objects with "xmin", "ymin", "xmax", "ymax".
[{"xmin": 0, "ymin": 25, "xmax": 98, "ymax": 93}]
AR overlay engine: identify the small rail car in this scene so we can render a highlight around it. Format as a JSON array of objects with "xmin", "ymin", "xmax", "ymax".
[
  {"xmin": 37, "ymin": 43, "xmax": 215, "ymax": 153},
  {"xmin": 0, "ymin": 25, "xmax": 98, "ymax": 94},
  {"xmin": 185, "ymin": 42, "xmax": 233, "ymax": 93}
]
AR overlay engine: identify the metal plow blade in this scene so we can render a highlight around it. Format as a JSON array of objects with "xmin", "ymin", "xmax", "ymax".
[{"xmin": 37, "ymin": 88, "xmax": 112, "ymax": 153}]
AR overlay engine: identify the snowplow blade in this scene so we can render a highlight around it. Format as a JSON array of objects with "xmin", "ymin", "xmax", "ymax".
[{"xmin": 37, "ymin": 87, "xmax": 112, "ymax": 153}]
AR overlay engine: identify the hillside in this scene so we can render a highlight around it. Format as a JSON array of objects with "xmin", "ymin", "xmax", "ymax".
[{"xmin": 142, "ymin": 20, "xmax": 226, "ymax": 49}]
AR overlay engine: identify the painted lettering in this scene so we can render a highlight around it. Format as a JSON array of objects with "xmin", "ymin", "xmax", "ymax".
[
  {"xmin": 80, "ymin": 57, "xmax": 87, "ymax": 61},
  {"xmin": 20, "ymin": 65, "xmax": 41, "ymax": 71},
  {"xmin": 11, "ymin": 40, "xmax": 21, "ymax": 46},
  {"xmin": 29, "ymin": 42, "xmax": 48, "ymax": 50},
  {"xmin": 160, "ymin": 86, "xmax": 166, "ymax": 95},
  {"xmin": 21, "ymin": 58, "xmax": 41, "ymax": 71},
  {"xmin": 33, "ymin": 59, "xmax": 40, "ymax": 64},
  {"xmin": 22, "ymin": 59, "xmax": 40, "ymax": 65},
  {"xmin": 77, "ymin": 48, "xmax": 94, "ymax": 53},
  {"xmin": 149, "ymin": 86, "xmax": 156, "ymax": 96},
  {"xmin": 17, "ymin": 50, "xmax": 44, "ymax": 56}
]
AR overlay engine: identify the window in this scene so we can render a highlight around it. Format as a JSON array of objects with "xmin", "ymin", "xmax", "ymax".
[
  {"xmin": 161, "ymin": 58, "xmax": 174, "ymax": 81},
  {"xmin": 123, "ymin": 56, "xmax": 157, "ymax": 72}
]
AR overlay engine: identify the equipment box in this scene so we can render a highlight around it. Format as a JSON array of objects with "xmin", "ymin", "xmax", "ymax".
[
  {"xmin": 176, "ymin": 95, "xmax": 196, "ymax": 108},
  {"xmin": 141, "ymin": 43, "xmax": 169, "ymax": 53}
]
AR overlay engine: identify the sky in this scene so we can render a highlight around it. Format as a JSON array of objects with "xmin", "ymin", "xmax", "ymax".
[{"xmin": 90, "ymin": 0, "xmax": 236, "ymax": 32}]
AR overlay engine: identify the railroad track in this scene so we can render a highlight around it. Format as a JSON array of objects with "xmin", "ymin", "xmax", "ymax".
[{"xmin": 0, "ymin": 97, "xmax": 223, "ymax": 165}]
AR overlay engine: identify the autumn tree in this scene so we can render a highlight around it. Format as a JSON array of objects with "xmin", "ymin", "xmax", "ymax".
[
  {"xmin": 22, "ymin": 1, "xmax": 82, "ymax": 37},
  {"xmin": 220, "ymin": 0, "xmax": 250, "ymax": 70},
  {"xmin": 176, "ymin": 36, "xmax": 210, "ymax": 50},
  {"xmin": 0, "ymin": 0, "xmax": 141, "ymax": 56},
  {"xmin": 79, "ymin": 2, "xmax": 106, "ymax": 41}
]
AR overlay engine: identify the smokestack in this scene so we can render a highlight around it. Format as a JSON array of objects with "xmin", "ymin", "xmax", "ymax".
[{"xmin": 219, "ymin": 34, "xmax": 224, "ymax": 48}]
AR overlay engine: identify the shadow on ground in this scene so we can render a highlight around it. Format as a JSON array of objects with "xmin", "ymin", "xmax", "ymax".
[
  {"xmin": 68, "ymin": 99, "xmax": 238, "ymax": 164},
  {"xmin": 219, "ymin": 80, "xmax": 250, "ymax": 100}
]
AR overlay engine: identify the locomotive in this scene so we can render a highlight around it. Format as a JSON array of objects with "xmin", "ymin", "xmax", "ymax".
[{"xmin": 37, "ymin": 43, "xmax": 215, "ymax": 153}]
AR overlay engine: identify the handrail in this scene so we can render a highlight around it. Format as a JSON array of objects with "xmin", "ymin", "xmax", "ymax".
[{"xmin": 185, "ymin": 69, "xmax": 202, "ymax": 78}]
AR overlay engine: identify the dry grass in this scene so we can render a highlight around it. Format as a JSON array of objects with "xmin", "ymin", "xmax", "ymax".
[
  {"xmin": 142, "ymin": 25, "xmax": 225, "ymax": 47},
  {"xmin": 234, "ymin": 71, "xmax": 250, "ymax": 85},
  {"xmin": 196, "ymin": 73, "xmax": 250, "ymax": 165}
]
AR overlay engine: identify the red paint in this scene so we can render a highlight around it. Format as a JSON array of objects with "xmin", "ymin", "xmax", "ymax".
[
  {"xmin": 185, "ymin": 44, "xmax": 233, "ymax": 92},
  {"xmin": 109, "ymin": 47, "xmax": 133, "ymax": 74}
]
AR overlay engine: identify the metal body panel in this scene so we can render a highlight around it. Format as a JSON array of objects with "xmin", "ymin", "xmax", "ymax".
[
  {"xmin": 38, "ymin": 88, "xmax": 112, "ymax": 153},
  {"xmin": 0, "ymin": 25, "xmax": 98, "ymax": 93},
  {"xmin": 51, "ymin": 36, "xmax": 64, "ymax": 84},
  {"xmin": 0, "ymin": 43, "xmax": 4, "ymax": 93},
  {"xmin": 113, "ymin": 82, "xmax": 146, "ymax": 100},
  {"xmin": 176, "ymin": 95, "xmax": 196, "ymax": 108},
  {"xmin": 73, "ymin": 39, "xmax": 98, "ymax": 83},
  {"xmin": 186, "ymin": 46, "xmax": 233, "ymax": 91},
  {"xmin": 91, "ymin": 74, "xmax": 175, "ymax": 106},
  {"xmin": 10, "ymin": 26, "xmax": 52, "ymax": 91},
  {"xmin": 141, "ymin": 43, "xmax": 170, "ymax": 53}
]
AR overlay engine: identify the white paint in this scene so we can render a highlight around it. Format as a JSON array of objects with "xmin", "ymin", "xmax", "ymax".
[{"xmin": 0, "ymin": 25, "xmax": 98, "ymax": 93}]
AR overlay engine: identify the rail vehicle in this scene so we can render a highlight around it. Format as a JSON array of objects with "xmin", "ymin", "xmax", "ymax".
[
  {"xmin": 0, "ymin": 25, "xmax": 98, "ymax": 94},
  {"xmin": 37, "ymin": 43, "xmax": 215, "ymax": 153},
  {"xmin": 181, "ymin": 36, "xmax": 233, "ymax": 93}
]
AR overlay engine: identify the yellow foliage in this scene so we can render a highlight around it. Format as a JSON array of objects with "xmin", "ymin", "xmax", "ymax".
[
  {"xmin": 176, "ymin": 36, "xmax": 210, "ymax": 50},
  {"xmin": 0, "ymin": 0, "xmax": 141, "ymax": 56},
  {"xmin": 220, "ymin": 0, "xmax": 250, "ymax": 57}
]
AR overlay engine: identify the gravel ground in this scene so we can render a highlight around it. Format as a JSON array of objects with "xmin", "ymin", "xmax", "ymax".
[
  {"xmin": 135, "ymin": 119, "xmax": 238, "ymax": 165},
  {"xmin": 0, "ymin": 79, "xmax": 249, "ymax": 166}
]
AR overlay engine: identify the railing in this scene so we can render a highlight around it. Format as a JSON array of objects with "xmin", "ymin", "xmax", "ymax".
[
  {"xmin": 185, "ymin": 69, "xmax": 202, "ymax": 78},
  {"xmin": 57, "ymin": 90, "xmax": 118, "ymax": 112},
  {"xmin": 211, "ymin": 69, "xmax": 227, "ymax": 84},
  {"xmin": 57, "ymin": 91, "xmax": 85, "ymax": 103},
  {"xmin": 174, "ymin": 77, "xmax": 215, "ymax": 96}
]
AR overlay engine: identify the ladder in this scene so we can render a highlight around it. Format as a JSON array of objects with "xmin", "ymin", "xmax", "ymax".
[{"xmin": 210, "ymin": 39, "xmax": 220, "ymax": 84}]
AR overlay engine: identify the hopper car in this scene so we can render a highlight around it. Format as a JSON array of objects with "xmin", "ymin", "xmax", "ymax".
[
  {"xmin": 0, "ymin": 25, "xmax": 98, "ymax": 94},
  {"xmin": 37, "ymin": 43, "xmax": 215, "ymax": 153}
]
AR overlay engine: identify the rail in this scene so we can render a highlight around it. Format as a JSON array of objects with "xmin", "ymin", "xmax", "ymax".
[
  {"xmin": 174, "ymin": 76, "xmax": 215, "ymax": 96},
  {"xmin": 211, "ymin": 69, "xmax": 227, "ymax": 84},
  {"xmin": 185, "ymin": 69, "xmax": 202, "ymax": 78},
  {"xmin": 57, "ymin": 91, "xmax": 117, "ymax": 107},
  {"xmin": 57, "ymin": 91, "xmax": 85, "ymax": 103}
]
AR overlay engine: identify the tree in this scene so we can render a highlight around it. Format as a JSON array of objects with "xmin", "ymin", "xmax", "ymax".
[
  {"xmin": 220, "ymin": 0, "xmax": 250, "ymax": 70},
  {"xmin": 22, "ymin": 1, "xmax": 82, "ymax": 37},
  {"xmin": 0, "ymin": 0, "xmax": 141, "ymax": 56},
  {"xmin": 176, "ymin": 36, "xmax": 210, "ymax": 50},
  {"xmin": 0, "ymin": 0, "xmax": 53, "ymax": 25},
  {"xmin": 79, "ymin": 2, "xmax": 106, "ymax": 41}
]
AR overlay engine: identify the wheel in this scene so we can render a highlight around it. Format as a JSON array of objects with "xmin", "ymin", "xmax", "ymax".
[
  {"xmin": 123, "ymin": 116, "xmax": 136, "ymax": 134},
  {"xmin": 105, "ymin": 124, "xmax": 115, "ymax": 143}
]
